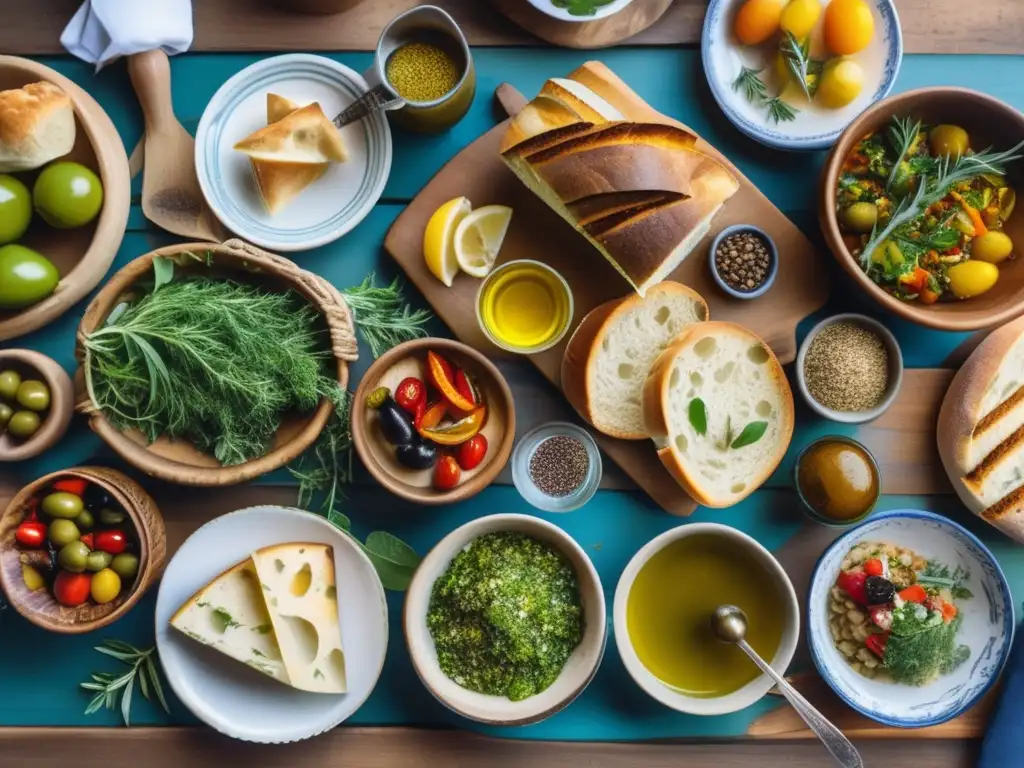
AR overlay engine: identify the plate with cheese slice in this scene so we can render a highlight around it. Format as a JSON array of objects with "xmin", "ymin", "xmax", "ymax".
[
  {"xmin": 154, "ymin": 506, "xmax": 388, "ymax": 743},
  {"xmin": 195, "ymin": 54, "xmax": 392, "ymax": 252}
]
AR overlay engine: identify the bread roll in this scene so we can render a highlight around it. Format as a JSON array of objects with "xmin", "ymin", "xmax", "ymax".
[
  {"xmin": 642, "ymin": 322, "xmax": 794, "ymax": 507},
  {"xmin": 938, "ymin": 315, "xmax": 1024, "ymax": 542},
  {"xmin": 0, "ymin": 81, "xmax": 75, "ymax": 172},
  {"xmin": 561, "ymin": 282, "xmax": 708, "ymax": 440}
]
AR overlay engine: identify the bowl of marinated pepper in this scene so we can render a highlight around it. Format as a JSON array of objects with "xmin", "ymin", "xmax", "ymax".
[
  {"xmin": 0, "ymin": 466, "xmax": 166, "ymax": 633},
  {"xmin": 351, "ymin": 338, "xmax": 516, "ymax": 505}
]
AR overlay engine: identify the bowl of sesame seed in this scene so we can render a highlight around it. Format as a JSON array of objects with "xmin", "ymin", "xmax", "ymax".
[{"xmin": 796, "ymin": 313, "xmax": 904, "ymax": 424}]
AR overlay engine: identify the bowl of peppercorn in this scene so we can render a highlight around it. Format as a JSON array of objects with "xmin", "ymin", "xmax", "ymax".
[{"xmin": 709, "ymin": 224, "xmax": 779, "ymax": 300}]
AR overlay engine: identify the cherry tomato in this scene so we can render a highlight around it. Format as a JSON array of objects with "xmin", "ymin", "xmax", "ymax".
[
  {"xmin": 395, "ymin": 377, "xmax": 426, "ymax": 417},
  {"xmin": 836, "ymin": 570, "xmax": 868, "ymax": 605},
  {"xmin": 53, "ymin": 570, "xmax": 91, "ymax": 607},
  {"xmin": 864, "ymin": 558, "xmax": 883, "ymax": 577},
  {"xmin": 94, "ymin": 530, "xmax": 128, "ymax": 555},
  {"xmin": 15, "ymin": 520, "xmax": 46, "ymax": 548},
  {"xmin": 80, "ymin": 533, "xmax": 94, "ymax": 550},
  {"xmin": 433, "ymin": 454, "xmax": 461, "ymax": 491},
  {"xmin": 865, "ymin": 631, "xmax": 889, "ymax": 658},
  {"xmin": 52, "ymin": 477, "xmax": 88, "ymax": 496},
  {"xmin": 90, "ymin": 568, "xmax": 122, "ymax": 604},
  {"xmin": 455, "ymin": 434, "xmax": 488, "ymax": 471}
]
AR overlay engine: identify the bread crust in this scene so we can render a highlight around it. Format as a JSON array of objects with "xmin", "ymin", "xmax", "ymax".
[
  {"xmin": 560, "ymin": 282, "xmax": 708, "ymax": 441},
  {"xmin": 641, "ymin": 322, "xmax": 794, "ymax": 507},
  {"xmin": 526, "ymin": 122, "xmax": 697, "ymax": 165},
  {"xmin": 0, "ymin": 81, "xmax": 70, "ymax": 146}
]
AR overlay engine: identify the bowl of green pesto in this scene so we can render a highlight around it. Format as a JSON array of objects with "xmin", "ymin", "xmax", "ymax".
[{"xmin": 403, "ymin": 513, "xmax": 606, "ymax": 725}]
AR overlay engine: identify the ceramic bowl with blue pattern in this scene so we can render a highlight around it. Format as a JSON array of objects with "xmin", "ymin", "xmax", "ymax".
[
  {"xmin": 808, "ymin": 510, "xmax": 1014, "ymax": 727},
  {"xmin": 196, "ymin": 54, "xmax": 392, "ymax": 252},
  {"xmin": 701, "ymin": 0, "xmax": 903, "ymax": 151},
  {"xmin": 525, "ymin": 0, "xmax": 636, "ymax": 23}
]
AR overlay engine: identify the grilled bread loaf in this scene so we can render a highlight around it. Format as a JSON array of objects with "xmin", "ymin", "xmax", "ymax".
[
  {"xmin": 500, "ymin": 79, "xmax": 737, "ymax": 296},
  {"xmin": 938, "ymin": 315, "xmax": 1024, "ymax": 543},
  {"xmin": 642, "ymin": 322, "xmax": 794, "ymax": 507},
  {"xmin": 0, "ymin": 81, "xmax": 75, "ymax": 172},
  {"xmin": 561, "ymin": 282, "xmax": 709, "ymax": 440}
]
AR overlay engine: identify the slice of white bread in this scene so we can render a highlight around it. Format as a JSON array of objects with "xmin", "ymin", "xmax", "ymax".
[
  {"xmin": 642, "ymin": 322, "xmax": 794, "ymax": 507},
  {"xmin": 561, "ymin": 282, "xmax": 709, "ymax": 440},
  {"xmin": 938, "ymin": 315, "xmax": 1024, "ymax": 542}
]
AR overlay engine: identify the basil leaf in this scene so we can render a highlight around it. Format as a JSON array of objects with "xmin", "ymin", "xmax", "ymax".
[
  {"xmin": 152, "ymin": 256, "xmax": 175, "ymax": 293},
  {"xmin": 731, "ymin": 421, "xmax": 768, "ymax": 449},
  {"xmin": 363, "ymin": 531, "xmax": 421, "ymax": 591},
  {"xmin": 688, "ymin": 398, "xmax": 708, "ymax": 436},
  {"xmin": 327, "ymin": 508, "xmax": 351, "ymax": 532}
]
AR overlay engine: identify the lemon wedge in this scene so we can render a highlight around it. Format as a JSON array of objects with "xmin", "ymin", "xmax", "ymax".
[
  {"xmin": 424, "ymin": 196, "xmax": 471, "ymax": 286},
  {"xmin": 454, "ymin": 205, "xmax": 513, "ymax": 278}
]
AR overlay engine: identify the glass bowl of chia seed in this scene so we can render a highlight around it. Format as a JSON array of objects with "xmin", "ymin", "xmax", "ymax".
[{"xmin": 511, "ymin": 422, "xmax": 602, "ymax": 513}]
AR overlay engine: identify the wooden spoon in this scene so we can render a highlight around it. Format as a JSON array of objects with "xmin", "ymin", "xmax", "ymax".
[{"xmin": 127, "ymin": 50, "xmax": 225, "ymax": 242}]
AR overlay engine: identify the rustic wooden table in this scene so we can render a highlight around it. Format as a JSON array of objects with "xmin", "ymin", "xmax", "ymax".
[{"xmin": 2, "ymin": 1, "xmax": 1023, "ymax": 765}]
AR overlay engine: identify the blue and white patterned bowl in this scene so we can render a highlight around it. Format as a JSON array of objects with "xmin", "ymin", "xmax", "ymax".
[
  {"xmin": 195, "ymin": 54, "xmax": 392, "ymax": 252},
  {"xmin": 808, "ymin": 510, "xmax": 1014, "ymax": 728},
  {"xmin": 701, "ymin": 0, "xmax": 903, "ymax": 151}
]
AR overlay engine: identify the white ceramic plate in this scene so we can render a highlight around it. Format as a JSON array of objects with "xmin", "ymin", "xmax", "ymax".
[
  {"xmin": 154, "ymin": 506, "xmax": 388, "ymax": 743},
  {"xmin": 525, "ymin": 0, "xmax": 636, "ymax": 23},
  {"xmin": 701, "ymin": 0, "xmax": 903, "ymax": 151},
  {"xmin": 808, "ymin": 510, "xmax": 1014, "ymax": 727},
  {"xmin": 195, "ymin": 54, "xmax": 392, "ymax": 251},
  {"xmin": 404, "ymin": 513, "xmax": 607, "ymax": 725}
]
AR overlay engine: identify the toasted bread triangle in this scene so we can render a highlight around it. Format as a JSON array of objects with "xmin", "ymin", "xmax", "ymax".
[{"xmin": 234, "ymin": 102, "xmax": 346, "ymax": 164}]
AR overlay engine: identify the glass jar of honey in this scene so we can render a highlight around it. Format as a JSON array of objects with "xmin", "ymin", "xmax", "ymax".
[{"xmin": 795, "ymin": 436, "xmax": 880, "ymax": 526}]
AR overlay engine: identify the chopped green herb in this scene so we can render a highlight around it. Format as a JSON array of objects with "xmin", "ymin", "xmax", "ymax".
[
  {"xmin": 211, "ymin": 608, "xmax": 241, "ymax": 633},
  {"xmin": 252, "ymin": 624, "xmax": 273, "ymax": 635},
  {"xmin": 688, "ymin": 398, "xmax": 708, "ymax": 435},
  {"xmin": 730, "ymin": 421, "xmax": 769, "ymax": 449}
]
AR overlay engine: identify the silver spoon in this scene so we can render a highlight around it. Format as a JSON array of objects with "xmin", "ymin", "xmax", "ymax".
[{"xmin": 710, "ymin": 605, "xmax": 863, "ymax": 768}]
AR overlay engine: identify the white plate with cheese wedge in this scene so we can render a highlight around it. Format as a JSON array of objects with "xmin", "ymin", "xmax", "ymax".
[
  {"xmin": 154, "ymin": 506, "xmax": 388, "ymax": 743},
  {"xmin": 195, "ymin": 54, "xmax": 392, "ymax": 251}
]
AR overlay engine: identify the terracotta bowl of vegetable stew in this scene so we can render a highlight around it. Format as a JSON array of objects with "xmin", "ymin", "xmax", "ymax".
[
  {"xmin": 820, "ymin": 87, "xmax": 1024, "ymax": 331},
  {"xmin": 73, "ymin": 239, "xmax": 357, "ymax": 486},
  {"xmin": 0, "ymin": 467, "xmax": 166, "ymax": 634},
  {"xmin": 351, "ymin": 338, "xmax": 515, "ymax": 505}
]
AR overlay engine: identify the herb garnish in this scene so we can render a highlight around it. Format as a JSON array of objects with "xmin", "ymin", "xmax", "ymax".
[
  {"xmin": 80, "ymin": 640, "xmax": 169, "ymax": 726},
  {"xmin": 690, "ymin": 400, "xmax": 768, "ymax": 449},
  {"xmin": 731, "ymin": 420, "xmax": 769, "ymax": 449},
  {"xmin": 341, "ymin": 273, "xmax": 432, "ymax": 359},
  {"xmin": 884, "ymin": 116, "xmax": 923, "ymax": 193},
  {"xmin": 780, "ymin": 32, "xmax": 818, "ymax": 100},
  {"xmin": 211, "ymin": 607, "xmax": 241, "ymax": 633},
  {"xmin": 550, "ymin": 0, "xmax": 616, "ymax": 16},
  {"xmin": 688, "ymin": 398, "xmax": 708, "ymax": 435},
  {"xmin": 732, "ymin": 66, "xmax": 799, "ymax": 123},
  {"xmin": 917, "ymin": 561, "xmax": 973, "ymax": 599},
  {"xmin": 323, "ymin": 511, "xmax": 421, "ymax": 591},
  {"xmin": 765, "ymin": 97, "xmax": 799, "ymax": 124}
]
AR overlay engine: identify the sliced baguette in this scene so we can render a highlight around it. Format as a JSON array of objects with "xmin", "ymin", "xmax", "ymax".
[
  {"xmin": 642, "ymin": 322, "xmax": 794, "ymax": 507},
  {"xmin": 540, "ymin": 78, "xmax": 623, "ymax": 124},
  {"xmin": 561, "ymin": 282, "xmax": 709, "ymax": 440},
  {"xmin": 569, "ymin": 191, "xmax": 685, "ymax": 225},
  {"xmin": 499, "ymin": 77, "xmax": 622, "ymax": 154},
  {"xmin": 938, "ymin": 314, "xmax": 1024, "ymax": 542}
]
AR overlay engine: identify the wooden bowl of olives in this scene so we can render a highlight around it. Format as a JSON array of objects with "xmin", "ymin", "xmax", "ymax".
[
  {"xmin": 0, "ymin": 466, "xmax": 166, "ymax": 634},
  {"xmin": 351, "ymin": 338, "xmax": 516, "ymax": 505},
  {"xmin": 0, "ymin": 57, "xmax": 130, "ymax": 342},
  {"xmin": 0, "ymin": 349, "xmax": 74, "ymax": 461}
]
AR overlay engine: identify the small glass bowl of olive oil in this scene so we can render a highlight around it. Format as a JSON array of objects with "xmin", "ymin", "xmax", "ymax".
[{"xmin": 475, "ymin": 260, "xmax": 574, "ymax": 354}]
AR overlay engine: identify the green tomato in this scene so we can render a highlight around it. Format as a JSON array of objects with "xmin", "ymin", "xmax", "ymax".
[
  {"xmin": 42, "ymin": 491, "xmax": 84, "ymax": 519},
  {"xmin": 32, "ymin": 161, "xmax": 103, "ymax": 229},
  {"xmin": 0, "ymin": 175, "xmax": 32, "ymax": 244},
  {"xmin": 110, "ymin": 553, "xmax": 139, "ymax": 581},
  {"xmin": 0, "ymin": 369, "xmax": 20, "ymax": 401},
  {"xmin": 0, "ymin": 244, "xmax": 59, "ymax": 309},
  {"xmin": 85, "ymin": 551, "xmax": 113, "ymax": 573},
  {"xmin": 58, "ymin": 541, "xmax": 90, "ymax": 573},
  {"xmin": 48, "ymin": 518, "xmax": 81, "ymax": 548}
]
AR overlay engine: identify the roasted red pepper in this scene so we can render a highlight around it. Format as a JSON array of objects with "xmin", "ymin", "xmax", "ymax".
[
  {"xmin": 836, "ymin": 570, "xmax": 868, "ymax": 605},
  {"xmin": 865, "ymin": 631, "xmax": 890, "ymax": 658},
  {"xmin": 418, "ymin": 407, "xmax": 486, "ymax": 446},
  {"xmin": 80, "ymin": 533, "xmax": 95, "ymax": 550},
  {"xmin": 52, "ymin": 478, "xmax": 88, "ymax": 496},
  {"xmin": 15, "ymin": 521, "xmax": 46, "ymax": 548},
  {"xmin": 394, "ymin": 377, "xmax": 426, "ymax": 418},
  {"xmin": 899, "ymin": 584, "xmax": 928, "ymax": 604},
  {"xmin": 864, "ymin": 558, "xmax": 884, "ymax": 577},
  {"xmin": 415, "ymin": 400, "xmax": 447, "ymax": 431},
  {"xmin": 426, "ymin": 351, "xmax": 475, "ymax": 412},
  {"xmin": 94, "ymin": 530, "xmax": 128, "ymax": 555}
]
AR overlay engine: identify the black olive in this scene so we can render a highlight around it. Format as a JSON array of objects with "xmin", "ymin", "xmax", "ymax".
[
  {"xmin": 396, "ymin": 440, "xmax": 438, "ymax": 470},
  {"xmin": 83, "ymin": 483, "xmax": 113, "ymax": 514},
  {"xmin": 376, "ymin": 397, "xmax": 416, "ymax": 446},
  {"xmin": 865, "ymin": 576, "xmax": 895, "ymax": 605}
]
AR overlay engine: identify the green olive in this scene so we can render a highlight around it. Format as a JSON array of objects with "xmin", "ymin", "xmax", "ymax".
[
  {"xmin": 842, "ymin": 202, "xmax": 878, "ymax": 234},
  {"xmin": 58, "ymin": 540, "xmax": 90, "ymax": 573},
  {"xmin": 930, "ymin": 125, "xmax": 970, "ymax": 160},
  {"xmin": 0, "ymin": 245, "xmax": 59, "ymax": 310},
  {"xmin": 15, "ymin": 380, "xmax": 49, "ymax": 412},
  {"xmin": 42, "ymin": 492, "xmax": 84, "ymax": 519},
  {"xmin": 75, "ymin": 509, "xmax": 95, "ymax": 531},
  {"xmin": 48, "ymin": 518, "xmax": 81, "ymax": 548},
  {"xmin": 99, "ymin": 507, "xmax": 126, "ymax": 525},
  {"xmin": 0, "ymin": 369, "xmax": 20, "ymax": 401},
  {"xmin": 110, "ymin": 552, "xmax": 139, "ymax": 581},
  {"xmin": 85, "ymin": 550, "xmax": 113, "ymax": 573},
  {"xmin": 972, "ymin": 231, "xmax": 1014, "ymax": 264},
  {"xmin": 33, "ymin": 161, "xmax": 104, "ymax": 229},
  {"xmin": 6, "ymin": 410, "xmax": 40, "ymax": 439},
  {"xmin": 0, "ymin": 402, "xmax": 12, "ymax": 429}
]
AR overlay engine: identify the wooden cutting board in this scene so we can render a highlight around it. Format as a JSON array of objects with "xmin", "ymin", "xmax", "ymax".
[{"xmin": 385, "ymin": 61, "xmax": 830, "ymax": 516}]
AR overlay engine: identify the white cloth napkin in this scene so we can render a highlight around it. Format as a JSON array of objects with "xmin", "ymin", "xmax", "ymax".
[{"xmin": 61, "ymin": 0, "xmax": 194, "ymax": 71}]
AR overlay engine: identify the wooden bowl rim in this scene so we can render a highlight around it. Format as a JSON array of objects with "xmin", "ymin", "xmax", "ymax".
[
  {"xmin": 820, "ymin": 86, "xmax": 1024, "ymax": 332},
  {"xmin": 74, "ymin": 241, "xmax": 354, "ymax": 486},
  {"xmin": 0, "ymin": 56, "xmax": 131, "ymax": 342},
  {"xmin": 0, "ymin": 466, "xmax": 164, "ymax": 634},
  {"xmin": 351, "ymin": 337, "xmax": 516, "ymax": 505},
  {"xmin": 0, "ymin": 349, "xmax": 74, "ymax": 461}
]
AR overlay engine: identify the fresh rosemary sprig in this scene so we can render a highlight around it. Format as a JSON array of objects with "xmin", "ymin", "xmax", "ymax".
[
  {"xmin": 885, "ymin": 116, "xmax": 923, "ymax": 193},
  {"xmin": 860, "ymin": 140, "xmax": 1024, "ymax": 269},
  {"xmin": 732, "ymin": 66, "xmax": 768, "ymax": 104},
  {"xmin": 765, "ymin": 97, "xmax": 798, "ymax": 124},
  {"xmin": 341, "ymin": 273, "xmax": 432, "ymax": 359},
  {"xmin": 81, "ymin": 640, "xmax": 169, "ymax": 726},
  {"xmin": 780, "ymin": 32, "xmax": 814, "ymax": 100}
]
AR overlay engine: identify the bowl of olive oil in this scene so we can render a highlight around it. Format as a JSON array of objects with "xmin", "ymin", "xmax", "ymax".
[
  {"xmin": 475, "ymin": 259, "xmax": 574, "ymax": 354},
  {"xmin": 614, "ymin": 523, "xmax": 799, "ymax": 715}
]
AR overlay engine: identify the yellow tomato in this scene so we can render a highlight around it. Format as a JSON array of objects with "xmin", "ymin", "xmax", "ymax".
[
  {"xmin": 972, "ymin": 231, "xmax": 1015, "ymax": 264},
  {"xmin": 817, "ymin": 57, "xmax": 864, "ymax": 109},
  {"xmin": 780, "ymin": 0, "xmax": 822, "ymax": 38},
  {"xmin": 948, "ymin": 260, "xmax": 999, "ymax": 299},
  {"xmin": 735, "ymin": 0, "xmax": 784, "ymax": 45},
  {"xmin": 823, "ymin": 0, "xmax": 874, "ymax": 55}
]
